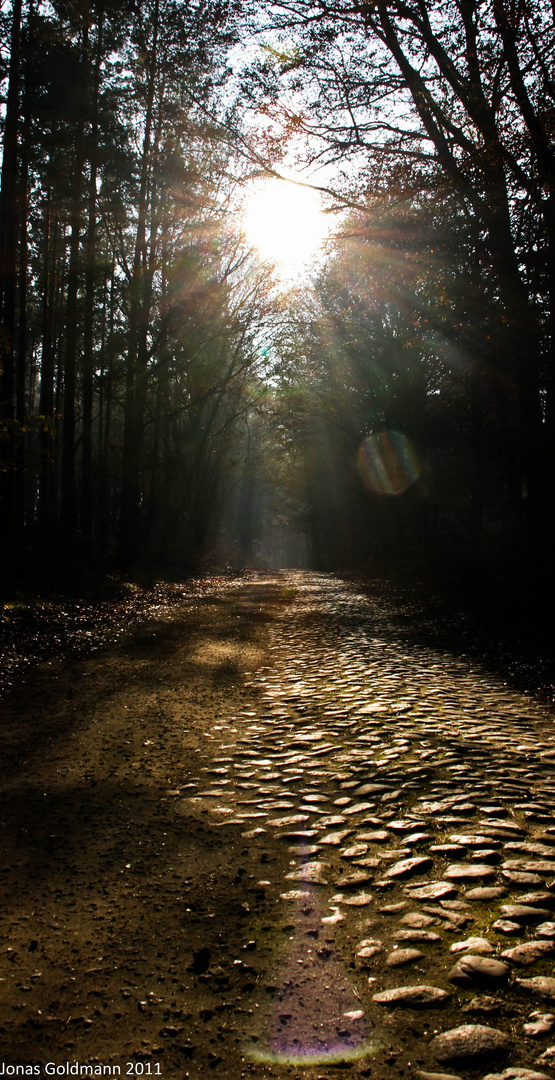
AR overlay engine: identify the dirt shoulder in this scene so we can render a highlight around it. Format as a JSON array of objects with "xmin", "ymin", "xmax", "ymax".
[{"xmin": 0, "ymin": 576, "xmax": 292, "ymax": 1080}]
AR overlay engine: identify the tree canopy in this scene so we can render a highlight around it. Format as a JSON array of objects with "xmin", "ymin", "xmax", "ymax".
[{"xmin": 1, "ymin": 0, "xmax": 553, "ymax": 598}]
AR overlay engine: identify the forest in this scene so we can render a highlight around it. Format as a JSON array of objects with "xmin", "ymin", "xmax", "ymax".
[
  {"xmin": 3, "ymin": 5, "xmax": 555, "ymax": 1072},
  {"xmin": 1, "ymin": 0, "xmax": 554, "ymax": 612}
]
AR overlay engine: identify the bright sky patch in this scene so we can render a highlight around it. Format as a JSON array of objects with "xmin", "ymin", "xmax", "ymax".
[{"xmin": 242, "ymin": 177, "xmax": 330, "ymax": 277}]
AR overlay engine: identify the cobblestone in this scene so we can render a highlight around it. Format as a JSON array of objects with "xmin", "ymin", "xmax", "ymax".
[{"xmin": 185, "ymin": 572, "xmax": 555, "ymax": 1075}]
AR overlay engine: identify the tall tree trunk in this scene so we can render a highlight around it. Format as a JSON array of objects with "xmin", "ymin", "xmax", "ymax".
[
  {"xmin": 14, "ymin": 17, "xmax": 31, "ymax": 544},
  {"xmin": 81, "ymin": 9, "xmax": 104, "ymax": 541},
  {"xmin": 117, "ymin": 0, "xmax": 160, "ymax": 566},
  {"xmin": 97, "ymin": 250, "xmax": 116, "ymax": 556},
  {"xmin": 148, "ymin": 212, "xmax": 169, "ymax": 555},
  {"xmin": 60, "ymin": 16, "xmax": 90, "ymax": 541},
  {"xmin": 39, "ymin": 185, "xmax": 60, "ymax": 537},
  {"xmin": 544, "ymin": 193, "xmax": 555, "ymax": 481},
  {"xmin": 0, "ymin": 0, "xmax": 22, "ymax": 552}
]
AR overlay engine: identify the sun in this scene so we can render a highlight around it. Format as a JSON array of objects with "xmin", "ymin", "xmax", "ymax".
[{"xmin": 242, "ymin": 177, "xmax": 330, "ymax": 277}]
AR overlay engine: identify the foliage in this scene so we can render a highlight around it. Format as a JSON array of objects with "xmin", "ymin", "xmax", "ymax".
[{"xmin": 0, "ymin": 0, "xmax": 278, "ymax": 576}]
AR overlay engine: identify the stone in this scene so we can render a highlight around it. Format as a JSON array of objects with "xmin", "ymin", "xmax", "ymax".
[
  {"xmin": 400, "ymin": 911, "xmax": 437, "ymax": 928},
  {"xmin": 448, "ymin": 955, "xmax": 510, "ymax": 988},
  {"xmin": 535, "ymin": 1047, "xmax": 555, "ymax": 1066},
  {"xmin": 406, "ymin": 881, "xmax": 458, "ymax": 901},
  {"xmin": 501, "ymin": 940, "xmax": 555, "ymax": 965},
  {"xmin": 319, "ymin": 830, "xmax": 354, "ymax": 845},
  {"xmin": 472, "ymin": 849, "xmax": 501, "ymax": 864},
  {"xmin": 339, "ymin": 869, "xmax": 374, "ymax": 886},
  {"xmin": 405, "ymin": 831, "xmax": 432, "ymax": 845},
  {"xmin": 422, "ymin": 904, "xmax": 467, "ymax": 922},
  {"xmin": 385, "ymin": 855, "xmax": 433, "ymax": 879},
  {"xmin": 381, "ymin": 847, "xmax": 411, "ymax": 860},
  {"xmin": 515, "ymin": 892, "xmax": 554, "ymax": 906},
  {"xmin": 450, "ymin": 937, "xmax": 494, "ymax": 954},
  {"xmin": 343, "ymin": 801, "xmax": 379, "ymax": 816},
  {"xmin": 537, "ymin": 922, "xmax": 555, "ymax": 937},
  {"xmin": 515, "ymin": 977, "xmax": 555, "ymax": 1000},
  {"xmin": 267, "ymin": 814, "xmax": 310, "ymax": 826},
  {"xmin": 431, "ymin": 1024, "xmax": 512, "ymax": 1065},
  {"xmin": 285, "ymin": 861, "xmax": 329, "ymax": 884},
  {"xmin": 500, "ymin": 904, "xmax": 552, "ymax": 924},
  {"xmin": 523, "ymin": 1012, "xmax": 555, "ymax": 1037},
  {"xmin": 280, "ymin": 889, "xmax": 312, "ymax": 901},
  {"xmin": 355, "ymin": 941, "xmax": 383, "ymax": 966},
  {"xmin": 341, "ymin": 843, "xmax": 368, "ymax": 858},
  {"xmin": 450, "ymin": 834, "xmax": 500, "ymax": 848},
  {"xmin": 340, "ymin": 891, "xmax": 373, "ymax": 906},
  {"xmin": 505, "ymin": 842, "xmax": 555, "ymax": 856},
  {"xmin": 388, "ymin": 818, "xmax": 423, "ymax": 833},
  {"xmin": 443, "ymin": 863, "xmax": 497, "ymax": 882},
  {"xmin": 479, "ymin": 820, "xmax": 524, "ymax": 834},
  {"xmin": 372, "ymin": 984, "xmax": 450, "ymax": 1008},
  {"xmin": 321, "ymin": 906, "xmax": 344, "ymax": 925},
  {"xmin": 373, "ymin": 878, "xmax": 396, "ymax": 890},
  {"xmin": 492, "ymin": 919, "xmax": 522, "ymax": 935},
  {"xmin": 394, "ymin": 929, "xmax": 441, "ymax": 942},
  {"xmin": 415, "ymin": 1073, "xmax": 463, "ymax": 1080},
  {"xmin": 482, "ymin": 1070, "xmax": 552, "ymax": 1080},
  {"xmin": 503, "ymin": 870, "xmax": 544, "ymax": 885},
  {"xmin": 466, "ymin": 886, "xmax": 507, "ymax": 901},
  {"xmin": 386, "ymin": 947, "xmax": 425, "ymax": 967}
]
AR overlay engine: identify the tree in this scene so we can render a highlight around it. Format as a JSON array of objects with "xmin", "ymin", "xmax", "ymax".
[
  {"xmin": 0, "ymin": 0, "xmax": 22, "ymax": 549},
  {"xmin": 243, "ymin": 0, "xmax": 555, "ymax": 562},
  {"xmin": 0, "ymin": 0, "xmax": 278, "ymax": 581}
]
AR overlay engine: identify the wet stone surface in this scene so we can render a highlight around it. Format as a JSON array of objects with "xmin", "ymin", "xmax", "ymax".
[{"xmin": 179, "ymin": 572, "xmax": 555, "ymax": 1076}]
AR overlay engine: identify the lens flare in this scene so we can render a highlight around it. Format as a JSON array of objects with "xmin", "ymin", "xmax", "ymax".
[
  {"xmin": 247, "ymin": 868, "xmax": 382, "ymax": 1067},
  {"xmin": 358, "ymin": 430, "xmax": 419, "ymax": 496}
]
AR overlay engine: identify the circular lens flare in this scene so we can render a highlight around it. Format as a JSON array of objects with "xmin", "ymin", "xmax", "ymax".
[{"xmin": 358, "ymin": 430, "xmax": 419, "ymax": 496}]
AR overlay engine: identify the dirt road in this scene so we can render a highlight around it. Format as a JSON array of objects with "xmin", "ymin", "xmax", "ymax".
[{"xmin": 2, "ymin": 572, "xmax": 555, "ymax": 1080}]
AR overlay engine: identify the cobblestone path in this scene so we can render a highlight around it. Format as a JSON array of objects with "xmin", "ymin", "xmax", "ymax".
[{"xmin": 187, "ymin": 572, "xmax": 555, "ymax": 1079}]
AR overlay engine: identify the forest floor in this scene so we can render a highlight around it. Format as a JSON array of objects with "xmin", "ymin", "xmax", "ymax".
[{"xmin": 1, "ymin": 572, "xmax": 555, "ymax": 1080}]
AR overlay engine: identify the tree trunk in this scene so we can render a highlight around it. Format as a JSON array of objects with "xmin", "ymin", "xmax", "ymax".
[
  {"xmin": 97, "ymin": 250, "xmax": 116, "ymax": 556},
  {"xmin": 81, "ymin": 9, "xmax": 104, "ymax": 541},
  {"xmin": 0, "ymin": 0, "xmax": 22, "ymax": 551},
  {"xmin": 60, "ymin": 16, "xmax": 90, "ymax": 542},
  {"xmin": 14, "ymin": 19, "xmax": 31, "ymax": 544},
  {"xmin": 117, "ymin": 0, "xmax": 160, "ymax": 566}
]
